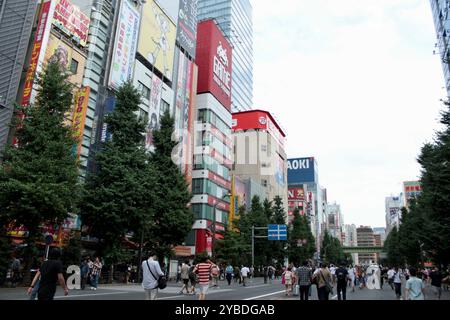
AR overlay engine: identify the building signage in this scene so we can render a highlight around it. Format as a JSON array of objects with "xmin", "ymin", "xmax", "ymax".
[
  {"xmin": 108, "ymin": 0, "xmax": 140, "ymax": 90},
  {"xmin": 138, "ymin": 0, "xmax": 176, "ymax": 80},
  {"xmin": 53, "ymin": 0, "xmax": 90, "ymax": 47},
  {"xmin": 287, "ymin": 157, "xmax": 317, "ymax": 184},
  {"xmin": 176, "ymin": 0, "xmax": 198, "ymax": 57},
  {"xmin": 21, "ymin": 1, "xmax": 54, "ymax": 107},
  {"xmin": 208, "ymin": 171, "xmax": 232, "ymax": 190},
  {"xmin": 71, "ymin": 87, "xmax": 90, "ymax": 158},
  {"xmin": 196, "ymin": 20, "xmax": 232, "ymax": 110},
  {"xmin": 288, "ymin": 187, "xmax": 305, "ymax": 200}
]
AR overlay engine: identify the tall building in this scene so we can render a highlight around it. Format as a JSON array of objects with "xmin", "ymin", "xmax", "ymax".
[
  {"xmin": 197, "ymin": 0, "xmax": 253, "ymax": 112},
  {"xmin": 356, "ymin": 226, "xmax": 376, "ymax": 265},
  {"xmin": 373, "ymin": 227, "xmax": 386, "ymax": 245},
  {"xmin": 385, "ymin": 195, "xmax": 403, "ymax": 235},
  {"xmin": 327, "ymin": 202, "xmax": 343, "ymax": 242},
  {"xmin": 403, "ymin": 181, "xmax": 422, "ymax": 209},
  {"xmin": 430, "ymin": 0, "xmax": 450, "ymax": 97},
  {"xmin": 232, "ymin": 109, "xmax": 288, "ymax": 214},
  {"xmin": 0, "ymin": 0, "xmax": 38, "ymax": 155},
  {"xmin": 191, "ymin": 19, "xmax": 233, "ymax": 256},
  {"xmin": 287, "ymin": 157, "xmax": 323, "ymax": 255}
]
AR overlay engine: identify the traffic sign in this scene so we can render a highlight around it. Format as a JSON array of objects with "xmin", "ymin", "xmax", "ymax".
[{"xmin": 268, "ymin": 224, "xmax": 287, "ymax": 241}]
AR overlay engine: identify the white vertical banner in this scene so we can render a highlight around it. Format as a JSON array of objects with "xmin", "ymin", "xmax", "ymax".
[
  {"xmin": 145, "ymin": 75, "xmax": 163, "ymax": 150},
  {"xmin": 108, "ymin": 0, "xmax": 141, "ymax": 90}
]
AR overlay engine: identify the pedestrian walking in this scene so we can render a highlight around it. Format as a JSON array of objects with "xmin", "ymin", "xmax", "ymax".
[
  {"xmin": 211, "ymin": 262, "xmax": 220, "ymax": 288},
  {"xmin": 313, "ymin": 263, "xmax": 332, "ymax": 301},
  {"xmin": 405, "ymin": 267, "xmax": 425, "ymax": 300},
  {"xmin": 89, "ymin": 257, "xmax": 102, "ymax": 290},
  {"xmin": 10, "ymin": 255, "xmax": 21, "ymax": 287},
  {"xmin": 268, "ymin": 266, "xmax": 274, "ymax": 283},
  {"xmin": 141, "ymin": 252, "xmax": 164, "ymax": 300},
  {"xmin": 387, "ymin": 267, "xmax": 395, "ymax": 290},
  {"xmin": 225, "ymin": 263, "xmax": 233, "ymax": 286},
  {"xmin": 348, "ymin": 266, "xmax": 356, "ymax": 292},
  {"xmin": 188, "ymin": 263, "xmax": 197, "ymax": 295},
  {"xmin": 283, "ymin": 267, "xmax": 294, "ymax": 296},
  {"xmin": 176, "ymin": 262, "xmax": 182, "ymax": 283},
  {"xmin": 429, "ymin": 267, "xmax": 443, "ymax": 300},
  {"xmin": 241, "ymin": 265, "xmax": 250, "ymax": 287},
  {"xmin": 296, "ymin": 261, "xmax": 312, "ymax": 301},
  {"xmin": 393, "ymin": 267, "xmax": 403, "ymax": 299},
  {"xmin": 27, "ymin": 248, "xmax": 68, "ymax": 300},
  {"xmin": 335, "ymin": 263, "xmax": 349, "ymax": 300},
  {"xmin": 329, "ymin": 264, "xmax": 336, "ymax": 285},
  {"xmin": 179, "ymin": 260, "xmax": 190, "ymax": 294},
  {"xmin": 80, "ymin": 257, "xmax": 90, "ymax": 290},
  {"xmin": 193, "ymin": 257, "xmax": 213, "ymax": 300}
]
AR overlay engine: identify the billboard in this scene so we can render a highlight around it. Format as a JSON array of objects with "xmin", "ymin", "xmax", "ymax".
[
  {"xmin": 71, "ymin": 87, "xmax": 90, "ymax": 158},
  {"xmin": 287, "ymin": 157, "xmax": 317, "ymax": 184},
  {"xmin": 138, "ymin": 0, "xmax": 176, "ymax": 80},
  {"xmin": 176, "ymin": 0, "xmax": 198, "ymax": 58},
  {"xmin": 108, "ymin": 0, "xmax": 140, "ymax": 90},
  {"xmin": 196, "ymin": 20, "xmax": 232, "ymax": 110},
  {"xmin": 44, "ymin": 33, "xmax": 73, "ymax": 71},
  {"xmin": 145, "ymin": 75, "xmax": 163, "ymax": 150},
  {"xmin": 52, "ymin": 0, "xmax": 90, "ymax": 47},
  {"xmin": 404, "ymin": 181, "xmax": 422, "ymax": 201},
  {"xmin": 288, "ymin": 187, "xmax": 305, "ymax": 201},
  {"xmin": 21, "ymin": 0, "xmax": 55, "ymax": 107}
]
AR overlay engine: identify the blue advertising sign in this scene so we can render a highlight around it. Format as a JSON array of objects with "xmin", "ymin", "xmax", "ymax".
[
  {"xmin": 268, "ymin": 224, "xmax": 287, "ymax": 241},
  {"xmin": 287, "ymin": 157, "xmax": 317, "ymax": 185}
]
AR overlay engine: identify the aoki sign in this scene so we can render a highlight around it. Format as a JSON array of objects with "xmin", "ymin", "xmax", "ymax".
[
  {"xmin": 213, "ymin": 41, "xmax": 231, "ymax": 98},
  {"xmin": 287, "ymin": 157, "xmax": 317, "ymax": 184}
]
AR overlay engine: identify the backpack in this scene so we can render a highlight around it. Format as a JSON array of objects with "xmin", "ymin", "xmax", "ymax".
[
  {"xmin": 226, "ymin": 266, "xmax": 233, "ymax": 273},
  {"xmin": 337, "ymin": 270, "xmax": 346, "ymax": 281}
]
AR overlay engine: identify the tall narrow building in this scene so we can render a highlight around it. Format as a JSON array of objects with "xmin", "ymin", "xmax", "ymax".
[
  {"xmin": 197, "ymin": 0, "xmax": 253, "ymax": 112},
  {"xmin": 430, "ymin": 0, "xmax": 450, "ymax": 97}
]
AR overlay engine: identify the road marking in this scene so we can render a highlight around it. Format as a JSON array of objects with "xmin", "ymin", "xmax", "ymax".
[
  {"xmin": 54, "ymin": 292, "xmax": 128, "ymax": 299},
  {"xmin": 331, "ymin": 295, "xmax": 338, "ymax": 300},
  {"xmin": 244, "ymin": 290, "xmax": 286, "ymax": 300},
  {"xmin": 244, "ymin": 284, "xmax": 270, "ymax": 289}
]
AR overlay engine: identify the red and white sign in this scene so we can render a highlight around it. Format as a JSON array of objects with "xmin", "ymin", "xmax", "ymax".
[
  {"xmin": 53, "ymin": 0, "xmax": 90, "ymax": 47},
  {"xmin": 196, "ymin": 20, "xmax": 233, "ymax": 110},
  {"xmin": 288, "ymin": 188, "xmax": 305, "ymax": 200},
  {"xmin": 232, "ymin": 110, "xmax": 286, "ymax": 147},
  {"xmin": 207, "ymin": 195, "xmax": 230, "ymax": 212},
  {"xmin": 208, "ymin": 171, "xmax": 231, "ymax": 190}
]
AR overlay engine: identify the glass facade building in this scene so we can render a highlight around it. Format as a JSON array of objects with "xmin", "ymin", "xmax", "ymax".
[
  {"xmin": 430, "ymin": 0, "xmax": 450, "ymax": 97},
  {"xmin": 197, "ymin": 0, "xmax": 253, "ymax": 112}
]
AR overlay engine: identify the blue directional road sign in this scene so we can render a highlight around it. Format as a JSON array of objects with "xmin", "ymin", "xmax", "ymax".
[{"xmin": 268, "ymin": 224, "xmax": 287, "ymax": 241}]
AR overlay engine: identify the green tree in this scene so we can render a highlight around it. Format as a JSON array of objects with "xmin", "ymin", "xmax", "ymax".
[
  {"xmin": 288, "ymin": 208, "xmax": 315, "ymax": 265},
  {"xmin": 148, "ymin": 110, "xmax": 193, "ymax": 259},
  {"xmin": 416, "ymin": 102, "xmax": 450, "ymax": 266},
  {"xmin": 320, "ymin": 229, "xmax": 345, "ymax": 265},
  {"xmin": 0, "ymin": 59, "xmax": 80, "ymax": 255},
  {"xmin": 80, "ymin": 82, "xmax": 155, "ymax": 267},
  {"xmin": 267, "ymin": 196, "xmax": 287, "ymax": 265},
  {"xmin": 384, "ymin": 227, "xmax": 403, "ymax": 266},
  {"xmin": 214, "ymin": 229, "xmax": 250, "ymax": 266}
]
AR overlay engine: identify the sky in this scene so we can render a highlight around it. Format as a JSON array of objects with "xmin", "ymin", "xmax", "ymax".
[{"xmin": 251, "ymin": 0, "xmax": 446, "ymax": 228}]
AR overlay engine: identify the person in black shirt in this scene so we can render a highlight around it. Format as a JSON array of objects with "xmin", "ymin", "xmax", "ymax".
[
  {"xmin": 28, "ymin": 248, "xmax": 68, "ymax": 300},
  {"xmin": 429, "ymin": 267, "xmax": 443, "ymax": 300},
  {"xmin": 335, "ymin": 263, "xmax": 349, "ymax": 300}
]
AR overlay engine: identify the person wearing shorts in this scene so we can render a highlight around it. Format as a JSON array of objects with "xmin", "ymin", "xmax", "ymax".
[
  {"xmin": 179, "ymin": 260, "xmax": 190, "ymax": 294},
  {"xmin": 194, "ymin": 257, "xmax": 212, "ymax": 300}
]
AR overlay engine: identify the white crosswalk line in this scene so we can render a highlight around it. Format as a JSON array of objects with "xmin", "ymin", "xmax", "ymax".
[{"xmin": 244, "ymin": 290, "xmax": 286, "ymax": 300}]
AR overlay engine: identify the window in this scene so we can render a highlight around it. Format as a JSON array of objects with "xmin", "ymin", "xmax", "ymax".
[
  {"xmin": 262, "ymin": 179, "xmax": 268, "ymax": 187},
  {"xmin": 137, "ymin": 81, "xmax": 151, "ymax": 100},
  {"xmin": 70, "ymin": 59, "xmax": 79, "ymax": 74},
  {"xmin": 160, "ymin": 99, "xmax": 170, "ymax": 115}
]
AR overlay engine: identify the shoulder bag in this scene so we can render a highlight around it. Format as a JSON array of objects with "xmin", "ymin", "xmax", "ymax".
[
  {"xmin": 320, "ymin": 270, "xmax": 333, "ymax": 294},
  {"xmin": 146, "ymin": 261, "xmax": 167, "ymax": 290}
]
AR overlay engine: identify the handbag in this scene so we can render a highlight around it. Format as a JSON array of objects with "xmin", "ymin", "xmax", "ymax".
[
  {"xmin": 146, "ymin": 261, "xmax": 167, "ymax": 290},
  {"xmin": 320, "ymin": 270, "xmax": 333, "ymax": 294}
]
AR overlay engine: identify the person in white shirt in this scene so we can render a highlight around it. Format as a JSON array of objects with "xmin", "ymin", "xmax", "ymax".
[
  {"xmin": 387, "ymin": 268, "xmax": 395, "ymax": 290},
  {"xmin": 329, "ymin": 265, "xmax": 336, "ymax": 285},
  {"xmin": 241, "ymin": 266, "xmax": 250, "ymax": 287},
  {"xmin": 348, "ymin": 266, "xmax": 356, "ymax": 292},
  {"xmin": 393, "ymin": 267, "xmax": 403, "ymax": 299},
  {"xmin": 142, "ymin": 253, "xmax": 164, "ymax": 300}
]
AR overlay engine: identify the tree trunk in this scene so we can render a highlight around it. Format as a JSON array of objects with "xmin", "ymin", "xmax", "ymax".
[{"xmin": 109, "ymin": 264, "xmax": 114, "ymax": 284}]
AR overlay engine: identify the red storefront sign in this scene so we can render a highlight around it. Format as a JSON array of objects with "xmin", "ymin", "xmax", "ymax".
[{"xmin": 208, "ymin": 171, "xmax": 231, "ymax": 190}]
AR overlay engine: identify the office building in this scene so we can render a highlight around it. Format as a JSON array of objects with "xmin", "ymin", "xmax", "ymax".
[
  {"xmin": 197, "ymin": 0, "xmax": 253, "ymax": 111},
  {"xmin": 357, "ymin": 226, "xmax": 376, "ymax": 265},
  {"xmin": 0, "ymin": 0, "xmax": 38, "ymax": 155},
  {"xmin": 232, "ymin": 109, "xmax": 288, "ymax": 215},
  {"xmin": 403, "ymin": 181, "xmax": 422, "ymax": 209},
  {"xmin": 430, "ymin": 0, "xmax": 450, "ymax": 97},
  {"xmin": 385, "ymin": 195, "xmax": 403, "ymax": 235}
]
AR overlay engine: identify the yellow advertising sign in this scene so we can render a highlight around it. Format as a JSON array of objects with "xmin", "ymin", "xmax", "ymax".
[
  {"xmin": 72, "ymin": 87, "xmax": 90, "ymax": 158},
  {"xmin": 138, "ymin": 0, "xmax": 176, "ymax": 80},
  {"xmin": 44, "ymin": 33, "xmax": 73, "ymax": 71}
]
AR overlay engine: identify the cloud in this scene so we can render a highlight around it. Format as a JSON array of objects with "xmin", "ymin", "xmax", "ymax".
[{"xmin": 252, "ymin": 0, "xmax": 446, "ymax": 227}]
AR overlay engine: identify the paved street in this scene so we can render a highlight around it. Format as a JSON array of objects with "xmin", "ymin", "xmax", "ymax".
[{"xmin": 1, "ymin": 277, "xmax": 449, "ymax": 300}]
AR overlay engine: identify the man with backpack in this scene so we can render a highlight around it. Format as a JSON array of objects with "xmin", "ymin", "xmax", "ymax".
[{"xmin": 335, "ymin": 263, "xmax": 349, "ymax": 300}]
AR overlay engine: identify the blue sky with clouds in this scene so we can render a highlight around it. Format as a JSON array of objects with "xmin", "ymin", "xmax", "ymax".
[{"xmin": 252, "ymin": 0, "xmax": 446, "ymax": 227}]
